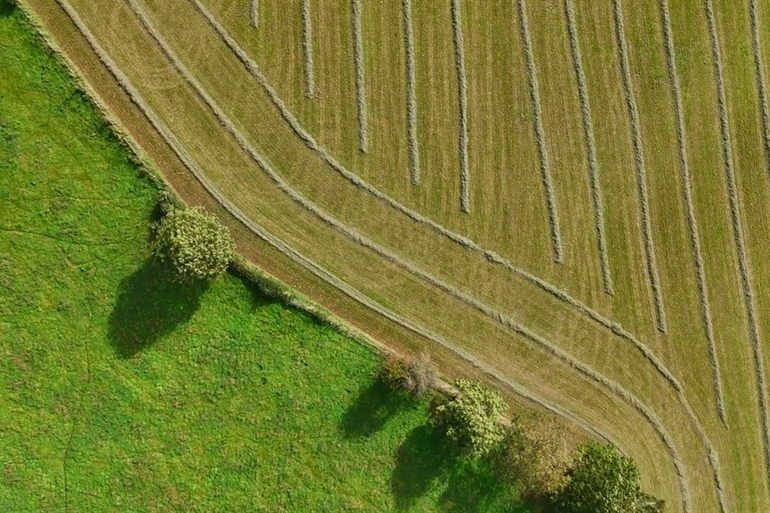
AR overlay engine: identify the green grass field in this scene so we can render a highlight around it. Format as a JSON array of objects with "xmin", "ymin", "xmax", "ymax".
[{"xmin": 0, "ymin": 7, "xmax": 526, "ymax": 511}]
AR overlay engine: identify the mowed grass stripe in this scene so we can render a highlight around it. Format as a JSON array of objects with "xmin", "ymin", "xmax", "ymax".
[
  {"xmin": 402, "ymin": 0, "xmax": 420, "ymax": 185},
  {"xmin": 351, "ymin": 0, "xmax": 368, "ymax": 153},
  {"xmin": 189, "ymin": 0, "xmax": 694, "ymax": 404},
  {"xmin": 62, "ymin": 0, "xmax": 663, "ymax": 474},
  {"xmin": 658, "ymin": 0, "xmax": 727, "ymax": 426},
  {"xmin": 301, "ymin": 0, "xmax": 314, "ymax": 99},
  {"xmin": 450, "ymin": 0, "xmax": 469, "ymax": 212},
  {"xmin": 516, "ymin": 0, "xmax": 563, "ymax": 263},
  {"xmin": 749, "ymin": 0, "xmax": 770, "ymax": 180},
  {"xmin": 563, "ymin": 0, "xmax": 613, "ymax": 295},
  {"xmin": 613, "ymin": 0, "xmax": 667, "ymax": 334},
  {"xmin": 704, "ymin": 0, "xmax": 770, "ymax": 492}
]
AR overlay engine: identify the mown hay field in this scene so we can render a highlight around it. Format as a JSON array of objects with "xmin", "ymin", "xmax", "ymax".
[{"xmin": 22, "ymin": 0, "xmax": 770, "ymax": 510}]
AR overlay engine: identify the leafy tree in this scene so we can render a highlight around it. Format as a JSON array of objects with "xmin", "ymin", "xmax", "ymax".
[
  {"xmin": 555, "ymin": 441, "xmax": 643, "ymax": 513},
  {"xmin": 153, "ymin": 206, "xmax": 234, "ymax": 281},
  {"xmin": 429, "ymin": 379, "xmax": 506, "ymax": 459}
]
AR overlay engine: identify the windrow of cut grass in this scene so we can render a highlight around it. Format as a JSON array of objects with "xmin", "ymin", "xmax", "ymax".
[
  {"xmin": 350, "ymin": 0, "xmax": 368, "ymax": 153},
  {"xmin": 33, "ymin": 1, "xmax": 761, "ymax": 510},
  {"xmin": 450, "ymin": 0, "xmax": 469, "ymax": 213},
  {"xmin": 301, "ymin": 0, "xmax": 314, "ymax": 99},
  {"xmin": 402, "ymin": 0, "xmax": 420, "ymax": 185}
]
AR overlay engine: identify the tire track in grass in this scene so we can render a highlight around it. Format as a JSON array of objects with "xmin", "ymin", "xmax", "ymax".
[
  {"xmin": 186, "ymin": 7, "xmax": 728, "ymax": 507},
  {"xmin": 704, "ymin": 0, "xmax": 770, "ymax": 496},
  {"xmin": 516, "ymin": 0, "xmax": 563, "ymax": 262},
  {"xmin": 351, "ymin": 0, "xmax": 368, "ymax": 153},
  {"xmin": 563, "ymin": 0, "xmax": 613, "ymax": 295},
  {"xmin": 53, "ymin": 0, "xmax": 628, "ymax": 457},
  {"xmin": 249, "ymin": 0, "xmax": 257, "ymax": 29},
  {"xmin": 402, "ymin": 0, "xmax": 420, "ymax": 185},
  {"xmin": 450, "ymin": 0, "xmax": 470, "ymax": 212},
  {"xmin": 301, "ymin": 0, "xmax": 314, "ymax": 99},
  {"xmin": 613, "ymin": 0, "xmax": 667, "ymax": 334},
  {"xmin": 86, "ymin": 2, "xmax": 693, "ymax": 497},
  {"xmin": 750, "ymin": 0, "xmax": 770, "ymax": 183},
  {"xmin": 658, "ymin": 0, "xmax": 727, "ymax": 427}
]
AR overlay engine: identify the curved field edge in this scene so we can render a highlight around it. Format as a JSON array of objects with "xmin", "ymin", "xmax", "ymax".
[
  {"xmin": 22, "ymin": 1, "xmax": 732, "ymax": 508},
  {"xmin": 0, "ymin": 6, "xmax": 529, "ymax": 511}
]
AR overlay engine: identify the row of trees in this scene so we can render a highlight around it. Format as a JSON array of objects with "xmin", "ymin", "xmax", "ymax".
[{"xmin": 384, "ymin": 353, "xmax": 665, "ymax": 513}]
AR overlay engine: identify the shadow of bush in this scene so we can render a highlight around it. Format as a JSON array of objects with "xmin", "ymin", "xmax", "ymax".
[
  {"xmin": 108, "ymin": 258, "xmax": 209, "ymax": 358},
  {"xmin": 438, "ymin": 457, "xmax": 524, "ymax": 513},
  {"xmin": 391, "ymin": 424, "xmax": 454, "ymax": 510},
  {"xmin": 0, "ymin": 1, "xmax": 15, "ymax": 17},
  {"xmin": 340, "ymin": 376, "xmax": 415, "ymax": 438}
]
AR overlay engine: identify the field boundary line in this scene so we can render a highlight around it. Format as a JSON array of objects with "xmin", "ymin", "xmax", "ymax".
[
  {"xmin": 563, "ymin": 0, "xmax": 613, "ymax": 295},
  {"xmin": 517, "ymin": 0, "xmax": 563, "ymax": 262},
  {"xmin": 613, "ymin": 0, "xmax": 667, "ymax": 334},
  {"xmin": 750, "ymin": 0, "xmax": 770, "ymax": 184},
  {"xmin": 301, "ymin": 0, "xmax": 314, "ymax": 99},
  {"xmin": 450, "ymin": 0, "xmax": 470, "ymax": 212},
  {"xmin": 50, "ymin": 0, "xmax": 625, "ymax": 457},
  {"xmin": 658, "ymin": 0, "xmax": 727, "ymax": 427},
  {"xmin": 129, "ymin": 1, "xmax": 711, "ymax": 507},
  {"xmin": 351, "ymin": 0, "xmax": 368, "ymax": 153},
  {"xmin": 249, "ymin": 0, "xmax": 257, "ymax": 28},
  {"xmin": 704, "ymin": 0, "xmax": 770, "ymax": 495},
  {"xmin": 402, "ymin": 0, "xmax": 420, "ymax": 185}
]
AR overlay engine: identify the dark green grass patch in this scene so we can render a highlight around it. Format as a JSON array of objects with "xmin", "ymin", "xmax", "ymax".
[{"xmin": 0, "ymin": 7, "xmax": 525, "ymax": 512}]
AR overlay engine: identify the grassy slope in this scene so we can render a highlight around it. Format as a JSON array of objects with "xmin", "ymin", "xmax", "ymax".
[{"xmin": 0, "ymin": 6, "xmax": 523, "ymax": 512}]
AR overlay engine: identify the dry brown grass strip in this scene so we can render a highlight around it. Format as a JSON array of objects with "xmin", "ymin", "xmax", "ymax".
[
  {"xmin": 704, "ymin": 0, "xmax": 770, "ymax": 495},
  {"xmin": 123, "ymin": 2, "xmax": 697, "ymax": 505},
  {"xmin": 563, "ymin": 0, "xmax": 613, "ymax": 295},
  {"xmin": 613, "ymin": 0, "xmax": 667, "ymax": 334},
  {"xmin": 450, "ymin": 0, "xmax": 470, "ymax": 212},
  {"xmin": 750, "ymin": 0, "xmax": 770, "ymax": 183},
  {"xmin": 516, "ymin": 0, "xmax": 563, "ymax": 263},
  {"xmin": 402, "ymin": 0, "xmax": 420, "ymax": 185},
  {"xmin": 351, "ymin": 0, "xmax": 368, "ymax": 153},
  {"xmin": 658, "ymin": 0, "xmax": 727, "ymax": 428},
  {"xmin": 301, "ymin": 0, "xmax": 314, "ymax": 99},
  {"xmin": 249, "ymin": 0, "xmax": 257, "ymax": 29},
  {"xmin": 55, "ymin": 0, "xmax": 625, "ymax": 454}
]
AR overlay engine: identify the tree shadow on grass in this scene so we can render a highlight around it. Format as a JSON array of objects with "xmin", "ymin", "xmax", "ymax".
[
  {"xmin": 438, "ymin": 457, "xmax": 525, "ymax": 513},
  {"xmin": 0, "ymin": 1, "xmax": 15, "ymax": 17},
  {"xmin": 108, "ymin": 258, "xmax": 209, "ymax": 358},
  {"xmin": 391, "ymin": 424, "xmax": 455, "ymax": 510},
  {"xmin": 340, "ymin": 376, "xmax": 416, "ymax": 438}
]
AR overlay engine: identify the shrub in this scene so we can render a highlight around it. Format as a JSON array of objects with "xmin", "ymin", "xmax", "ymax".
[
  {"xmin": 429, "ymin": 379, "xmax": 506, "ymax": 459},
  {"xmin": 153, "ymin": 206, "xmax": 234, "ymax": 281},
  {"xmin": 382, "ymin": 352, "xmax": 438, "ymax": 398},
  {"xmin": 555, "ymin": 440, "xmax": 657, "ymax": 513},
  {"xmin": 496, "ymin": 416, "xmax": 577, "ymax": 500}
]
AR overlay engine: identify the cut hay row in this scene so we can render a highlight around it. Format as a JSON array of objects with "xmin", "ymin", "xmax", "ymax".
[
  {"xmin": 704, "ymin": 0, "xmax": 770, "ymax": 491},
  {"xmin": 563, "ymin": 0, "xmax": 613, "ymax": 295},
  {"xmin": 750, "ymin": 0, "xmax": 770, "ymax": 181},
  {"xmin": 658, "ymin": 0, "xmax": 727, "ymax": 426},
  {"xmin": 52, "ymin": 0, "xmax": 620, "ymax": 456},
  {"xmin": 301, "ymin": 0, "xmax": 314, "ymax": 99},
  {"xmin": 249, "ymin": 0, "xmax": 257, "ymax": 29},
  {"xmin": 125, "ymin": 3, "xmax": 713, "ymax": 506},
  {"xmin": 192, "ymin": 0, "xmax": 711, "ymax": 413},
  {"xmin": 517, "ymin": 0, "xmax": 563, "ymax": 263},
  {"xmin": 402, "ymin": 0, "xmax": 420, "ymax": 185},
  {"xmin": 450, "ymin": 0, "xmax": 470, "ymax": 212},
  {"xmin": 350, "ymin": 0, "xmax": 368, "ymax": 153},
  {"xmin": 613, "ymin": 0, "xmax": 667, "ymax": 334}
]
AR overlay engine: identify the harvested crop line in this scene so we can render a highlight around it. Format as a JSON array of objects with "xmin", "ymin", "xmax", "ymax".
[
  {"xmin": 750, "ymin": 0, "xmax": 770, "ymax": 181},
  {"xmin": 402, "ymin": 0, "xmax": 420, "ymax": 185},
  {"xmin": 54, "ymin": 0, "xmax": 625, "ymax": 458},
  {"xmin": 563, "ymin": 0, "xmax": 613, "ymax": 295},
  {"xmin": 658, "ymin": 0, "xmax": 727, "ymax": 427},
  {"xmin": 613, "ymin": 0, "xmax": 667, "ymax": 333},
  {"xmin": 704, "ymin": 0, "xmax": 770, "ymax": 492},
  {"xmin": 350, "ymin": 0, "xmax": 368, "ymax": 153},
  {"xmin": 249, "ymin": 0, "xmax": 257, "ymax": 29},
  {"xmin": 450, "ymin": 0, "xmax": 470, "ymax": 212},
  {"xmin": 517, "ymin": 0, "xmax": 563, "ymax": 262},
  {"xmin": 301, "ymin": 0, "xmax": 314, "ymax": 99}
]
